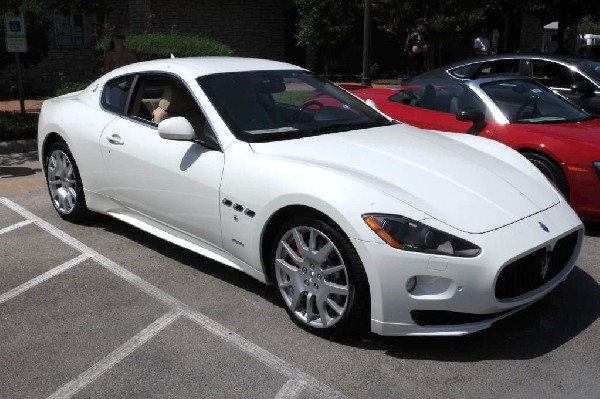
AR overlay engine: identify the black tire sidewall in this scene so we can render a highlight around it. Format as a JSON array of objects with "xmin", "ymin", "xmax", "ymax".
[{"xmin": 523, "ymin": 152, "xmax": 569, "ymax": 198}]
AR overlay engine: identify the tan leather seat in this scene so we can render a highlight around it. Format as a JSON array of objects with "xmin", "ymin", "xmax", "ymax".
[{"xmin": 153, "ymin": 85, "xmax": 205, "ymax": 133}]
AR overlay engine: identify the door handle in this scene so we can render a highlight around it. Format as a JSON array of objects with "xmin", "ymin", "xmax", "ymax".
[{"xmin": 106, "ymin": 134, "xmax": 124, "ymax": 145}]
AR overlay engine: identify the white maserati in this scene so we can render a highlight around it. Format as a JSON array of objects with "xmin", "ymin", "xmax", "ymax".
[{"xmin": 38, "ymin": 57, "xmax": 584, "ymax": 337}]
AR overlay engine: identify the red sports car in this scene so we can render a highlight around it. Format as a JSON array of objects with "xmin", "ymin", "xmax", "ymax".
[{"xmin": 345, "ymin": 77, "xmax": 600, "ymax": 222}]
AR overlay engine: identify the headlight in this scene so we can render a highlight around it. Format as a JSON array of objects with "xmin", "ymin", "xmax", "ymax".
[{"xmin": 362, "ymin": 214, "xmax": 481, "ymax": 257}]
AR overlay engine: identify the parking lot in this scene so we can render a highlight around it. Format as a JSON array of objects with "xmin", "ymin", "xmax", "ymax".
[{"xmin": 1, "ymin": 151, "xmax": 599, "ymax": 399}]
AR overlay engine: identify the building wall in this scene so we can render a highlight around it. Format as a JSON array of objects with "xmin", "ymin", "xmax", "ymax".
[
  {"xmin": 146, "ymin": 0, "xmax": 286, "ymax": 60},
  {"xmin": 0, "ymin": 0, "xmax": 287, "ymax": 93}
]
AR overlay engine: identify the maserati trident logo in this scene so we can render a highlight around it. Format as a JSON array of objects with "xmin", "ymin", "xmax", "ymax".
[
  {"xmin": 540, "ymin": 252, "xmax": 551, "ymax": 279},
  {"xmin": 538, "ymin": 222, "xmax": 550, "ymax": 232}
]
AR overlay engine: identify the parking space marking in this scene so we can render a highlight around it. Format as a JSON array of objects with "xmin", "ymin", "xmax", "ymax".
[
  {"xmin": 0, "ymin": 219, "xmax": 33, "ymax": 235},
  {"xmin": 0, "ymin": 198, "xmax": 347, "ymax": 399},
  {"xmin": 48, "ymin": 309, "xmax": 184, "ymax": 399},
  {"xmin": 0, "ymin": 253, "xmax": 91, "ymax": 305},
  {"xmin": 274, "ymin": 379, "xmax": 308, "ymax": 399}
]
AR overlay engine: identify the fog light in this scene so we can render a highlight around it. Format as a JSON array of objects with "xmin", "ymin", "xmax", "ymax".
[{"xmin": 406, "ymin": 276, "xmax": 417, "ymax": 293}]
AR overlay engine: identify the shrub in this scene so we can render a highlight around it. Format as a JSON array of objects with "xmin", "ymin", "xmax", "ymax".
[
  {"xmin": 95, "ymin": 32, "xmax": 234, "ymax": 60},
  {"xmin": 0, "ymin": 111, "xmax": 38, "ymax": 141}
]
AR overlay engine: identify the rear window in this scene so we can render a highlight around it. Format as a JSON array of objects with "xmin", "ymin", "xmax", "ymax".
[{"xmin": 101, "ymin": 75, "xmax": 135, "ymax": 114}]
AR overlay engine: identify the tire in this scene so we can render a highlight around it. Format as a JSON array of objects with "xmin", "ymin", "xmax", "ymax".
[
  {"xmin": 269, "ymin": 214, "xmax": 370, "ymax": 337},
  {"xmin": 522, "ymin": 152, "xmax": 569, "ymax": 199},
  {"xmin": 45, "ymin": 142, "xmax": 90, "ymax": 222}
]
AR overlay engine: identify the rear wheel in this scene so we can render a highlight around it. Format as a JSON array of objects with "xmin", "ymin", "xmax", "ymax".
[
  {"xmin": 45, "ymin": 142, "xmax": 89, "ymax": 221},
  {"xmin": 523, "ymin": 152, "xmax": 569, "ymax": 198},
  {"xmin": 270, "ymin": 214, "xmax": 370, "ymax": 337}
]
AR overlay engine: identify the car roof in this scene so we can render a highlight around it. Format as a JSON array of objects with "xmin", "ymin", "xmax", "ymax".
[
  {"xmin": 446, "ymin": 53, "xmax": 590, "ymax": 69},
  {"xmin": 403, "ymin": 73, "xmax": 534, "ymax": 86},
  {"xmin": 409, "ymin": 53, "xmax": 594, "ymax": 81},
  {"xmin": 103, "ymin": 56, "xmax": 305, "ymax": 79}
]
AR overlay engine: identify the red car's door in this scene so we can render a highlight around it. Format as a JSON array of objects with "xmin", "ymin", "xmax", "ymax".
[{"xmin": 379, "ymin": 101, "xmax": 498, "ymax": 139}]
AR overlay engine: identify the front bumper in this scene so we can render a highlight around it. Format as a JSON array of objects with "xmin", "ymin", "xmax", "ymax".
[{"xmin": 352, "ymin": 201, "xmax": 583, "ymax": 336}]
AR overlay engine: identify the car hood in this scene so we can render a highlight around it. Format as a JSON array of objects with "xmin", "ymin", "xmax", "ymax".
[{"xmin": 250, "ymin": 125, "xmax": 561, "ymax": 234}]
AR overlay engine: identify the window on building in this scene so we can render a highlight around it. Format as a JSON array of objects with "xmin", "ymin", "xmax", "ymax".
[{"xmin": 53, "ymin": 9, "xmax": 104, "ymax": 47}]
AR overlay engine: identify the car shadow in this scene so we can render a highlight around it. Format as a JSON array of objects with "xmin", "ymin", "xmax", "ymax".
[
  {"xmin": 77, "ymin": 214, "xmax": 598, "ymax": 360},
  {"xmin": 79, "ymin": 214, "xmax": 278, "ymax": 306},
  {"xmin": 584, "ymin": 222, "xmax": 600, "ymax": 237},
  {"xmin": 340, "ymin": 266, "xmax": 599, "ymax": 360}
]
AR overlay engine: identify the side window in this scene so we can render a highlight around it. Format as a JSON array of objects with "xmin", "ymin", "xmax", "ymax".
[
  {"xmin": 531, "ymin": 61, "xmax": 574, "ymax": 88},
  {"xmin": 471, "ymin": 59, "xmax": 520, "ymax": 78},
  {"xmin": 390, "ymin": 83, "xmax": 487, "ymax": 117},
  {"xmin": 128, "ymin": 75, "xmax": 206, "ymax": 135},
  {"xmin": 101, "ymin": 75, "xmax": 134, "ymax": 114}
]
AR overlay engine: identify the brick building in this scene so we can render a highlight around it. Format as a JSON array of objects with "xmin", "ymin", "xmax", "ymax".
[{"xmin": 1, "ymin": 0, "xmax": 292, "ymax": 93}]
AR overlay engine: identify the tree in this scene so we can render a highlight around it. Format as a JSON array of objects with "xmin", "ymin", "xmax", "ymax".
[
  {"xmin": 580, "ymin": 15, "xmax": 600, "ymax": 34},
  {"xmin": 293, "ymin": 0, "xmax": 362, "ymax": 74}
]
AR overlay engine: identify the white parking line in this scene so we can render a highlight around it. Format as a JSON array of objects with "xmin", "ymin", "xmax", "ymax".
[
  {"xmin": 274, "ymin": 379, "xmax": 308, "ymax": 399},
  {"xmin": 0, "ymin": 219, "xmax": 33, "ymax": 235},
  {"xmin": 0, "ymin": 253, "xmax": 91, "ymax": 305},
  {"xmin": 47, "ymin": 309, "xmax": 184, "ymax": 399},
  {"xmin": 0, "ymin": 198, "xmax": 347, "ymax": 399}
]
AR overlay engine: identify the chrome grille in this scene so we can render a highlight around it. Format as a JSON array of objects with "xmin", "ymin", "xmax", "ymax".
[{"xmin": 495, "ymin": 231, "xmax": 578, "ymax": 300}]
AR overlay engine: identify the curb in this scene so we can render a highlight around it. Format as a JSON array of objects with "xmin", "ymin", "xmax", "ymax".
[{"xmin": 0, "ymin": 139, "xmax": 38, "ymax": 155}]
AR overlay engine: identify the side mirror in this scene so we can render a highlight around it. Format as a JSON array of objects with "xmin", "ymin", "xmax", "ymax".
[
  {"xmin": 158, "ymin": 116, "xmax": 195, "ymax": 141},
  {"xmin": 456, "ymin": 108, "xmax": 485, "ymax": 123},
  {"xmin": 571, "ymin": 81, "xmax": 596, "ymax": 98},
  {"xmin": 456, "ymin": 108, "xmax": 486, "ymax": 135}
]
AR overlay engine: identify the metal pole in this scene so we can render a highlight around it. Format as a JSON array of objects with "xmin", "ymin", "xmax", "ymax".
[
  {"xmin": 15, "ymin": 52, "xmax": 26, "ymax": 114},
  {"xmin": 361, "ymin": 0, "xmax": 372, "ymax": 87}
]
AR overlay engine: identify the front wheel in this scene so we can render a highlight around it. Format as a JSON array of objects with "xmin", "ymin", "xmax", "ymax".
[
  {"xmin": 522, "ymin": 152, "xmax": 569, "ymax": 199},
  {"xmin": 45, "ymin": 142, "xmax": 89, "ymax": 221},
  {"xmin": 270, "ymin": 215, "xmax": 370, "ymax": 337}
]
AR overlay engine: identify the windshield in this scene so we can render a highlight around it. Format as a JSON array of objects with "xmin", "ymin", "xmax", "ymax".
[
  {"xmin": 479, "ymin": 79, "xmax": 591, "ymax": 123},
  {"xmin": 579, "ymin": 59, "xmax": 600, "ymax": 82},
  {"xmin": 197, "ymin": 70, "xmax": 391, "ymax": 142}
]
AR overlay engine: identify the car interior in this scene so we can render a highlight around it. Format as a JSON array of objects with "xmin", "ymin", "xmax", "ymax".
[{"xmin": 126, "ymin": 76, "xmax": 207, "ymax": 136}]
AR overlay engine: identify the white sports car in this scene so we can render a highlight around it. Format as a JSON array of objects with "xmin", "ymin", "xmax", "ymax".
[{"xmin": 38, "ymin": 57, "xmax": 584, "ymax": 337}]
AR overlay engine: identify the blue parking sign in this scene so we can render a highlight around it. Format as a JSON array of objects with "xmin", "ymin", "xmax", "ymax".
[
  {"xmin": 5, "ymin": 15, "xmax": 26, "ymax": 36},
  {"xmin": 9, "ymin": 20, "xmax": 22, "ymax": 33}
]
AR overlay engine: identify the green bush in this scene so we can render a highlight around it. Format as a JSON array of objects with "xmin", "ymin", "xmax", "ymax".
[
  {"xmin": 96, "ymin": 32, "xmax": 234, "ymax": 60},
  {"xmin": 0, "ymin": 111, "xmax": 38, "ymax": 141}
]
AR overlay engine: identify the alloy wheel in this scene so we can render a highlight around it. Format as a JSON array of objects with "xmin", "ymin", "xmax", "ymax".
[
  {"xmin": 274, "ymin": 225, "xmax": 350, "ymax": 329},
  {"xmin": 47, "ymin": 149, "xmax": 78, "ymax": 215}
]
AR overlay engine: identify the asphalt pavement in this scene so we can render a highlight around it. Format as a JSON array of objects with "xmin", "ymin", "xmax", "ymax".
[{"xmin": 1, "ymin": 151, "xmax": 599, "ymax": 399}]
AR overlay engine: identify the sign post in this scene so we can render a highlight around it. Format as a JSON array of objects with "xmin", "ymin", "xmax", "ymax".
[{"xmin": 4, "ymin": 15, "xmax": 28, "ymax": 113}]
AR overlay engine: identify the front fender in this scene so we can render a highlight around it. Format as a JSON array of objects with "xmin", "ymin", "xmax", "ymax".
[{"xmin": 218, "ymin": 142, "xmax": 428, "ymax": 275}]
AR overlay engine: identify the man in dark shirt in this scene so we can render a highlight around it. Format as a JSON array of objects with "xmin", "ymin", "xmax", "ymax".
[{"xmin": 405, "ymin": 18, "xmax": 429, "ymax": 75}]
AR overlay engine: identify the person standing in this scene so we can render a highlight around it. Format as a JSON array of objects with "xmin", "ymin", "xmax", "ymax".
[
  {"xmin": 405, "ymin": 18, "xmax": 429, "ymax": 75},
  {"xmin": 103, "ymin": 30, "xmax": 138, "ymax": 73},
  {"xmin": 473, "ymin": 29, "xmax": 491, "ymax": 56}
]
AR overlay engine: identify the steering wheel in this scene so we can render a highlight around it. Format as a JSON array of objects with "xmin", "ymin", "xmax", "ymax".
[{"xmin": 291, "ymin": 100, "xmax": 324, "ymax": 123}]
